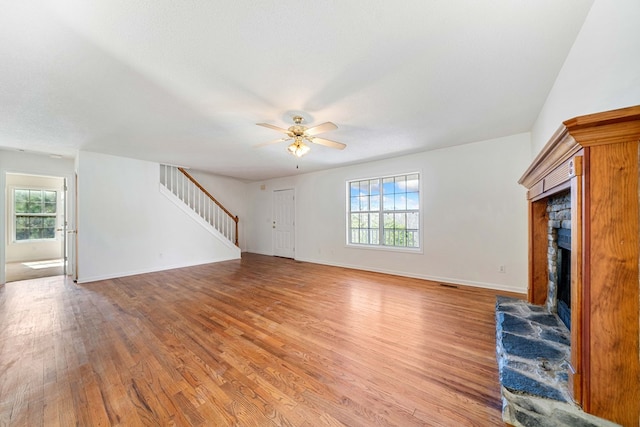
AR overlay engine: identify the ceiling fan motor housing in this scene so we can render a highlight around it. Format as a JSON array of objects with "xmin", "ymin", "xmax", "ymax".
[{"xmin": 289, "ymin": 125, "xmax": 306, "ymax": 137}]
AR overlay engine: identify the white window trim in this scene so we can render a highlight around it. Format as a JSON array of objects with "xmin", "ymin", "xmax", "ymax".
[
  {"xmin": 345, "ymin": 171, "xmax": 422, "ymax": 252},
  {"xmin": 9, "ymin": 185, "xmax": 61, "ymax": 244}
]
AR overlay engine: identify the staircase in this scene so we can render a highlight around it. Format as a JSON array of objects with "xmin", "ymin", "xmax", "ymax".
[{"xmin": 160, "ymin": 165, "xmax": 239, "ymax": 247}]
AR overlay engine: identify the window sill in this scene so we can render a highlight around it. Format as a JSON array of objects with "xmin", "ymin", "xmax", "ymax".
[
  {"xmin": 12, "ymin": 238, "xmax": 59, "ymax": 244},
  {"xmin": 345, "ymin": 243, "xmax": 423, "ymax": 254}
]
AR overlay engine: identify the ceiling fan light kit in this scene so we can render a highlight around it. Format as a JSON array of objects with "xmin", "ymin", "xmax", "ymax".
[
  {"xmin": 287, "ymin": 138, "xmax": 310, "ymax": 158},
  {"xmin": 256, "ymin": 115, "xmax": 345, "ymax": 158}
]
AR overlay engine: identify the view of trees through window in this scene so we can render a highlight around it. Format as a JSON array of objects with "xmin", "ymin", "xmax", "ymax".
[
  {"xmin": 14, "ymin": 189, "xmax": 57, "ymax": 241},
  {"xmin": 348, "ymin": 173, "xmax": 419, "ymax": 248}
]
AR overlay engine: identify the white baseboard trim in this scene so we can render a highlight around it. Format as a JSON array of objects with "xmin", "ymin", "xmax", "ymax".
[
  {"xmin": 294, "ymin": 256, "xmax": 526, "ymax": 294},
  {"xmin": 76, "ymin": 256, "xmax": 239, "ymax": 284}
]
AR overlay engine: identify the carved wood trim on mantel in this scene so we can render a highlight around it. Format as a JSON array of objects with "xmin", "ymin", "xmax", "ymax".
[
  {"xmin": 563, "ymin": 104, "xmax": 640, "ymax": 146},
  {"xmin": 520, "ymin": 105, "xmax": 640, "ymax": 194},
  {"xmin": 519, "ymin": 127, "xmax": 580, "ymax": 193}
]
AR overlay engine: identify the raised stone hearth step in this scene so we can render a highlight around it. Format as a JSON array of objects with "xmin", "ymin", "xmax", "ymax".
[{"xmin": 495, "ymin": 297, "xmax": 620, "ymax": 427}]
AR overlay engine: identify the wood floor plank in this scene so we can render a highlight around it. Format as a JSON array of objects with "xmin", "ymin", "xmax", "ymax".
[{"xmin": 0, "ymin": 253, "xmax": 523, "ymax": 426}]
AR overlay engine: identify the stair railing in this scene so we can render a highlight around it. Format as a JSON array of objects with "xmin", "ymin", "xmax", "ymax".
[{"xmin": 160, "ymin": 164, "xmax": 239, "ymax": 246}]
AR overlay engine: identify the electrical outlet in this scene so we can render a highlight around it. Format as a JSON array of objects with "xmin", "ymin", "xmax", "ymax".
[{"xmin": 499, "ymin": 265, "xmax": 506, "ymax": 273}]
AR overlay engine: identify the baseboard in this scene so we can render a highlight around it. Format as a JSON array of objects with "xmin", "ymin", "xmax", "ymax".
[
  {"xmin": 294, "ymin": 256, "xmax": 526, "ymax": 294},
  {"xmin": 76, "ymin": 256, "xmax": 239, "ymax": 284}
]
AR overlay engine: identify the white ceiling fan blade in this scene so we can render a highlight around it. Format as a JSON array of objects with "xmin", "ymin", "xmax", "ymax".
[
  {"xmin": 253, "ymin": 137, "xmax": 291, "ymax": 148},
  {"xmin": 256, "ymin": 123, "xmax": 290, "ymax": 133},
  {"xmin": 309, "ymin": 137, "xmax": 346, "ymax": 150},
  {"xmin": 305, "ymin": 122, "xmax": 338, "ymax": 136}
]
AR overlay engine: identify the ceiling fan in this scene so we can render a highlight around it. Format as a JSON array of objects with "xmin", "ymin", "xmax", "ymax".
[{"xmin": 256, "ymin": 115, "xmax": 346, "ymax": 158}]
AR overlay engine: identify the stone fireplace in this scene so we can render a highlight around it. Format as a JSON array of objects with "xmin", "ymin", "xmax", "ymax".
[
  {"xmin": 494, "ymin": 188, "xmax": 614, "ymax": 426},
  {"xmin": 496, "ymin": 106, "xmax": 640, "ymax": 427}
]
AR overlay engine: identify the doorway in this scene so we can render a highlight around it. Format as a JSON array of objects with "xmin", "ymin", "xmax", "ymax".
[
  {"xmin": 273, "ymin": 188, "xmax": 295, "ymax": 259},
  {"xmin": 4, "ymin": 173, "xmax": 68, "ymax": 282}
]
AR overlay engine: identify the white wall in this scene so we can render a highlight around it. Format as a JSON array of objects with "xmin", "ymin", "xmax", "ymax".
[
  {"xmin": 5, "ymin": 173, "xmax": 65, "ymax": 263},
  {"xmin": 0, "ymin": 149, "xmax": 75, "ymax": 284},
  {"xmin": 246, "ymin": 133, "xmax": 531, "ymax": 293},
  {"xmin": 531, "ymin": 0, "xmax": 640, "ymax": 155},
  {"xmin": 76, "ymin": 151, "xmax": 240, "ymax": 283},
  {"xmin": 187, "ymin": 170, "xmax": 248, "ymax": 251}
]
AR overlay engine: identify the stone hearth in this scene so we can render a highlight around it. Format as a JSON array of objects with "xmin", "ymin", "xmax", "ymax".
[{"xmin": 495, "ymin": 296, "xmax": 619, "ymax": 427}]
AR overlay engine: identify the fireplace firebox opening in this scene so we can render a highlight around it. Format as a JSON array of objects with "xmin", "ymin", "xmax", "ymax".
[{"xmin": 556, "ymin": 228, "xmax": 571, "ymax": 330}]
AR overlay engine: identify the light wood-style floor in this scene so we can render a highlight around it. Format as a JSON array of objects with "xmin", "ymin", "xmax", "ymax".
[
  {"xmin": 5, "ymin": 259, "xmax": 64, "ymax": 283},
  {"xmin": 0, "ymin": 253, "xmax": 523, "ymax": 426}
]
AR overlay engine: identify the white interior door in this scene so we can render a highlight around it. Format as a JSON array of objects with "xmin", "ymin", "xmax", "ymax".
[{"xmin": 273, "ymin": 189, "xmax": 295, "ymax": 258}]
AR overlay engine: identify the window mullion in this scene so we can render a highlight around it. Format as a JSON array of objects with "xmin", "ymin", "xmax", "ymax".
[
  {"xmin": 377, "ymin": 178, "xmax": 382, "ymax": 246},
  {"xmin": 347, "ymin": 174, "xmax": 419, "ymax": 249},
  {"xmin": 13, "ymin": 188, "xmax": 58, "ymax": 242}
]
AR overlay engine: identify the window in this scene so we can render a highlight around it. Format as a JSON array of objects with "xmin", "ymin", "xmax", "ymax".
[
  {"xmin": 348, "ymin": 173, "xmax": 420, "ymax": 249},
  {"xmin": 14, "ymin": 189, "xmax": 57, "ymax": 241}
]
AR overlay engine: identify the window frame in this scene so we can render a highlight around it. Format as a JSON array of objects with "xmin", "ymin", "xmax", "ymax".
[
  {"xmin": 346, "ymin": 172, "xmax": 422, "ymax": 252},
  {"xmin": 11, "ymin": 187, "xmax": 59, "ymax": 243}
]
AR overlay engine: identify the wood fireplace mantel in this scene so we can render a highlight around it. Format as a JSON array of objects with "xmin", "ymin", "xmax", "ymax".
[{"xmin": 519, "ymin": 105, "xmax": 640, "ymax": 426}]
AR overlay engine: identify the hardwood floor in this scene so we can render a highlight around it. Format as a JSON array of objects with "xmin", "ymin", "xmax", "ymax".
[{"xmin": 0, "ymin": 253, "xmax": 523, "ymax": 426}]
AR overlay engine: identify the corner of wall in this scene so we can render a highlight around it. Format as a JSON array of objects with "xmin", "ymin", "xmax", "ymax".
[{"xmin": 530, "ymin": 0, "xmax": 640, "ymax": 156}]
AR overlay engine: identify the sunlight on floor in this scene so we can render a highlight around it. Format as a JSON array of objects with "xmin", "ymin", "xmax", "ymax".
[
  {"xmin": 22, "ymin": 259, "xmax": 64, "ymax": 269},
  {"xmin": 5, "ymin": 259, "xmax": 65, "ymax": 282}
]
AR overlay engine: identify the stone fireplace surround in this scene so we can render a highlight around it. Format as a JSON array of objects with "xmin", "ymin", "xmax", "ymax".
[
  {"xmin": 546, "ymin": 192, "xmax": 571, "ymax": 329},
  {"xmin": 497, "ymin": 106, "xmax": 640, "ymax": 427},
  {"xmin": 495, "ymin": 191, "xmax": 616, "ymax": 426},
  {"xmin": 495, "ymin": 188, "xmax": 618, "ymax": 426}
]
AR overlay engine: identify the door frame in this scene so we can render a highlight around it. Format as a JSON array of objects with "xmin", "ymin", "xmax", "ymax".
[
  {"xmin": 1, "ymin": 169, "xmax": 76, "ymax": 284},
  {"xmin": 272, "ymin": 188, "xmax": 296, "ymax": 259}
]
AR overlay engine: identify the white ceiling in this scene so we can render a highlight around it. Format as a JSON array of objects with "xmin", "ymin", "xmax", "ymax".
[{"xmin": 0, "ymin": 1, "xmax": 594, "ymax": 181}]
